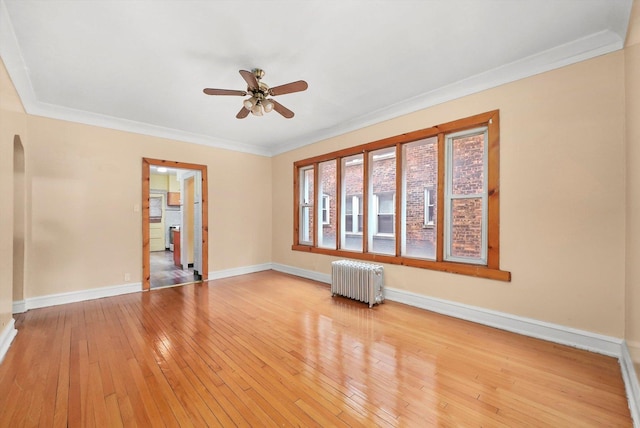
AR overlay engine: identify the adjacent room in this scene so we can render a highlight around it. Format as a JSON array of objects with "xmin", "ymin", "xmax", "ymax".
[{"xmin": 1, "ymin": 0, "xmax": 639, "ymax": 426}]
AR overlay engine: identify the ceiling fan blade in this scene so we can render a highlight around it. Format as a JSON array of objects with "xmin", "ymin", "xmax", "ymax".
[
  {"xmin": 269, "ymin": 80, "xmax": 308, "ymax": 96},
  {"xmin": 203, "ymin": 88, "xmax": 247, "ymax": 96},
  {"xmin": 271, "ymin": 100, "xmax": 294, "ymax": 118},
  {"xmin": 239, "ymin": 69, "xmax": 259, "ymax": 90},
  {"xmin": 236, "ymin": 107, "xmax": 250, "ymax": 119}
]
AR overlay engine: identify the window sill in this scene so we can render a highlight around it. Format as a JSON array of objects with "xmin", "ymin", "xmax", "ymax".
[{"xmin": 291, "ymin": 244, "xmax": 511, "ymax": 282}]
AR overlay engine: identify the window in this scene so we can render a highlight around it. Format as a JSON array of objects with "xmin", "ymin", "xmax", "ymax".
[
  {"xmin": 298, "ymin": 166, "xmax": 314, "ymax": 245},
  {"xmin": 375, "ymin": 193, "xmax": 395, "ymax": 234},
  {"xmin": 292, "ymin": 110, "xmax": 510, "ymax": 281},
  {"xmin": 317, "ymin": 160, "xmax": 336, "ymax": 249},
  {"xmin": 149, "ymin": 196, "xmax": 163, "ymax": 223},
  {"xmin": 402, "ymin": 137, "xmax": 437, "ymax": 260},
  {"xmin": 368, "ymin": 147, "xmax": 396, "ymax": 255},
  {"xmin": 341, "ymin": 154, "xmax": 364, "ymax": 252},
  {"xmin": 321, "ymin": 195, "xmax": 330, "ymax": 225},
  {"xmin": 424, "ymin": 188, "xmax": 435, "ymax": 227},
  {"xmin": 445, "ymin": 128, "xmax": 487, "ymax": 265},
  {"xmin": 344, "ymin": 195, "xmax": 363, "ymax": 234}
]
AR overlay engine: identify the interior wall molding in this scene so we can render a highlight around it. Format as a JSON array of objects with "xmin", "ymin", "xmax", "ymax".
[
  {"xmin": 11, "ymin": 263, "xmax": 274, "ymax": 315},
  {"xmin": 0, "ymin": 319, "xmax": 18, "ymax": 364},
  {"xmin": 621, "ymin": 342, "xmax": 640, "ymax": 427},
  {"xmin": 271, "ymin": 263, "xmax": 623, "ymax": 355},
  {"xmin": 271, "ymin": 263, "xmax": 332, "ymax": 284},
  {"xmin": 206, "ymin": 263, "xmax": 272, "ymax": 281},
  {"xmin": 13, "ymin": 282, "xmax": 142, "ymax": 314},
  {"xmin": 0, "ymin": 0, "xmax": 626, "ymax": 158}
]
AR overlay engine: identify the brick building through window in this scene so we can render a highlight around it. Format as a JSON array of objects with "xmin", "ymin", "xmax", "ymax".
[{"xmin": 294, "ymin": 110, "xmax": 509, "ymax": 281}]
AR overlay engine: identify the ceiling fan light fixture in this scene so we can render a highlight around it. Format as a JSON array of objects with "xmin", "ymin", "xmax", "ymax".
[
  {"xmin": 243, "ymin": 97, "xmax": 256, "ymax": 110},
  {"xmin": 204, "ymin": 69, "xmax": 308, "ymax": 119},
  {"xmin": 251, "ymin": 103, "xmax": 263, "ymax": 116}
]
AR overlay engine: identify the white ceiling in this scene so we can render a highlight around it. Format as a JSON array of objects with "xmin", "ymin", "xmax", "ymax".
[{"xmin": 0, "ymin": 0, "xmax": 633, "ymax": 156}]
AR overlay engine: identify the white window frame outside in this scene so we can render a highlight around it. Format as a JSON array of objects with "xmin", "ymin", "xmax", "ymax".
[
  {"xmin": 344, "ymin": 195, "xmax": 362, "ymax": 234},
  {"xmin": 444, "ymin": 127, "xmax": 488, "ymax": 265},
  {"xmin": 424, "ymin": 187, "xmax": 435, "ymax": 227},
  {"xmin": 321, "ymin": 195, "xmax": 330, "ymax": 225},
  {"xmin": 374, "ymin": 192, "xmax": 395, "ymax": 235}
]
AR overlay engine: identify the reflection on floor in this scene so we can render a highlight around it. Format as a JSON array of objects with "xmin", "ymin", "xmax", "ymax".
[{"xmin": 150, "ymin": 250, "xmax": 195, "ymax": 288}]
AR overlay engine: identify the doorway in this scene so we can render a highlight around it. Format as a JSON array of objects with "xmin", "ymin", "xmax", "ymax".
[{"xmin": 142, "ymin": 158, "xmax": 208, "ymax": 291}]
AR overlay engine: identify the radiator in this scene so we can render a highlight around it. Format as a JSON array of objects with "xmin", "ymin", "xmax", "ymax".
[{"xmin": 331, "ymin": 260, "xmax": 384, "ymax": 308}]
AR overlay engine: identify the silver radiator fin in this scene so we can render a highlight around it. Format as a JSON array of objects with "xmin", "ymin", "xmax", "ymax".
[{"xmin": 331, "ymin": 260, "xmax": 384, "ymax": 308}]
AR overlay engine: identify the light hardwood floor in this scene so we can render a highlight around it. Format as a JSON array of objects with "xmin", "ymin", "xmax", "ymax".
[{"xmin": 0, "ymin": 271, "xmax": 633, "ymax": 427}]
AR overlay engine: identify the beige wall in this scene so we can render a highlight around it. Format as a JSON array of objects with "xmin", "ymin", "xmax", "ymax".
[
  {"xmin": 626, "ymin": 0, "xmax": 640, "ymax": 364},
  {"xmin": 22, "ymin": 116, "xmax": 272, "ymax": 298},
  {"xmin": 273, "ymin": 51, "xmax": 627, "ymax": 337},
  {"xmin": 0, "ymin": 57, "xmax": 26, "ymax": 333},
  {"xmin": 1, "ymin": 9, "xmax": 638, "ymax": 356},
  {"xmin": 0, "ymin": 55, "xmax": 272, "ymax": 306}
]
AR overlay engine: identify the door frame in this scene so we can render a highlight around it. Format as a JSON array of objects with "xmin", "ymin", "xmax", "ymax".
[{"xmin": 142, "ymin": 158, "xmax": 209, "ymax": 291}]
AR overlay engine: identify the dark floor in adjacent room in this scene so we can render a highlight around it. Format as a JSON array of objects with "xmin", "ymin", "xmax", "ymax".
[{"xmin": 150, "ymin": 250, "xmax": 195, "ymax": 288}]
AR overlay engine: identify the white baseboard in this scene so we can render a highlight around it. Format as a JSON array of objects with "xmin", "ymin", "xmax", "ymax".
[
  {"xmin": 13, "ymin": 282, "xmax": 142, "ymax": 313},
  {"xmin": 273, "ymin": 262, "xmax": 640, "ymax": 425},
  {"xmin": 384, "ymin": 287, "xmax": 624, "ymax": 357},
  {"xmin": 207, "ymin": 263, "xmax": 273, "ymax": 280},
  {"xmin": 622, "ymin": 342, "xmax": 640, "ymax": 427},
  {"xmin": 273, "ymin": 263, "xmax": 623, "ymax": 355},
  {"xmin": 11, "ymin": 262, "xmax": 274, "ymax": 314},
  {"xmin": 272, "ymin": 263, "xmax": 331, "ymax": 284},
  {"xmin": 0, "ymin": 318, "xmax": 18, "ymax": 364},
  {"xmin": 12, "ymin": 300, "xmax": 26, "ymax": 314}
]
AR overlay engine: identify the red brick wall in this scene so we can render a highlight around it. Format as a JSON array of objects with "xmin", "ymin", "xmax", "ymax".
[
  {"xmin": 404, "ymin": 139, "xmax": 437, "ymax": 256},
  {"xmin": 319, "ymin": 161, "xmax": 337, "ymax": 245},
  {"xmin": 304, "ymin": 133, "xmax": 484, "ymax": 259},
  {"xmin": 449, "ymin": 134, "xmax": 484, "ymax": 258}
]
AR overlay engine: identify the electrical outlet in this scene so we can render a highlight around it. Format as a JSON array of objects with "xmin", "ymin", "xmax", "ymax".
[{"xmin": 124, "ymin": 273, "xmax": 131, "ymax": 282}]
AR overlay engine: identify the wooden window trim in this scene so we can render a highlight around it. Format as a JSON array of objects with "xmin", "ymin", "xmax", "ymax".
[{"xmin": 292, "ymin": 110, "xmax": 511, "ymax": 282}]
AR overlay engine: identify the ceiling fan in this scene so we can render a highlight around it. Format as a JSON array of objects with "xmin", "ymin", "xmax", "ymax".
[{"xmin": 203, "ymin": 68, "xmax": 308, "ymax": 119}]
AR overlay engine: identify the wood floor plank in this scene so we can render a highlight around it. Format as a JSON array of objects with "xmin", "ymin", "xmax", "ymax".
[{"xmin": 0, "ymin": 270, "xmax": 633, "ymax": 427}]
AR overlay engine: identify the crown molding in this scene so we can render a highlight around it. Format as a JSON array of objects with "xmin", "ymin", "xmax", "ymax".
[{"xmin": 1, "ymin": 0, "xmax": 626, "ymax": 158}]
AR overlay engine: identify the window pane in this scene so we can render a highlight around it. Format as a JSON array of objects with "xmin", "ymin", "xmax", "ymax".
[
  {"xmin": 369, "ymin": 148, "xmax": 396, "ymax": 255},
  {"xmin": 425, "ymin": 188, "xmax": 435, "ymax": 226},
  {"xmin": 299, "ymin": 167, "xmax": 314, "ymax": 245},
  {"xmin": 450, "ymin": 198, "xmax": 483, "ymax": 259},
  {"xmin": 149, "ymin": 197, "xmax": 162, "ymax": 218},
  {"xmin": 341, "ymin": 154, "xmax": 363, "ymax": 251},
  {"xmin": 452, "ymin": 133, "xmax": 484, "ymax": 195},
  {"xmin": 402, "ymin": 137, "xmax": 437, "ymax": 259},
  {"xmin": 378, "ymin": 193, "xmax": 394, "ymax": 214},
  {"xmin": 318, "ymin": 160, "xmax": 336, "ymax": 249},
  {"xmin": 445, "ymin": 127, "xmax": 487, "ymax": 264}
]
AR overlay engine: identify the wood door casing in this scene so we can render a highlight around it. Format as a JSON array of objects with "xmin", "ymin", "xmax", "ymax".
[
  {"xmin": 184, "ymin": 176, "xmax": 195, "ymax": 267},
  {"xmin": 142, "ymin": 158, "xmax": 208, "ymax": 291}
]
